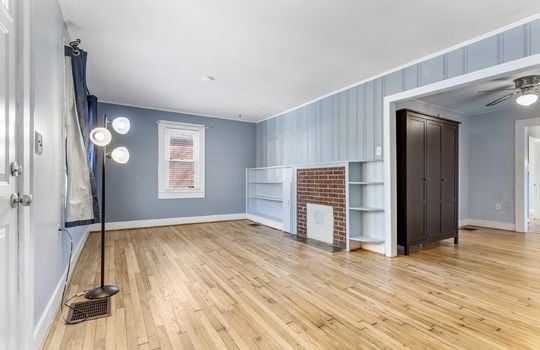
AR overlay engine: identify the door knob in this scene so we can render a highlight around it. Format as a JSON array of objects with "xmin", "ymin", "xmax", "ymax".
[{"xmin": 10, "ymin": 193, "xmax": 33, "ymax": 208}]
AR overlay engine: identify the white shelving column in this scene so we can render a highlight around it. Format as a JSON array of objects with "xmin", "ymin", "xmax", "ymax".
[
  {"xmin": 246, "ymin": 166, "xmax": 292, "ymax": 232},
  {"xmin": 347, "ymin": 160, "xmax": 385, "ymax": 253}
]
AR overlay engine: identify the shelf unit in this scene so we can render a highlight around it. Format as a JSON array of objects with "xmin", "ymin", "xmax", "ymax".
[
  {"xmin": 246, "ymin": 166, "xmax": 292, "ymax": 232},
  {"xmin": 347, "ymin": 160, "xmax": 385, "ymax": 252}
]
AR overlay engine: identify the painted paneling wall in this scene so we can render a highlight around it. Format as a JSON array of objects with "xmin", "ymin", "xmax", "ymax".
[
  {"xmin": 97, "ymin": 103, "xmax": 256, "ymax": 222},
  {"xmin": 256, "ymin": 19, "xmax": 540, "ymax": 166},
  {"xmin": 468, "ymin": 103, "xmax": 540, "ymax": 224}
]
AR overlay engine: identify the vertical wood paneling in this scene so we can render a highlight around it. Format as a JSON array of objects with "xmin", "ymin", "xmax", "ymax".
[
  {"xmin": 297, "ymin": 108, "xmax": 307, "ymax": 165},
  {"xmin": 316, "ymin": 102, "xmax": 323, "ymax": 164},
  {"xmin": 267, "ymin": 117, "xmax": 276, "ymax": 166},
  {"xmin": 347, "ymin": 88, "xmax": 357, "ymax": 160},
  {"xmin": 445, "ymin": 48, "xmax": 465, "ymax": 79},
  {"xmin": 338, "ymin": 91, "xmax": 349, "ymax": 161},
  {"xmin": 384, "ymin": 70, "xmax": 403, "ymax": 96},
  {"xmin": 374, "ymin": 78, "xmax": 383, "ymax": 158},
  {"xmin": 307, "ymin": 103, "xmax": 317, "ymax": 164},
  {"xmin": 420, "ymin": 56, "xmax": 445, "ymax": 86},
  {"xmin": 403, "ymin": 65, "xmax": 419, "ymax": 91},
  {"xmin": 467, "ymin": 36, "xmax": 499, "ymax": 72},
  {"xmin": 256, "ymin": 18, "xmax": 540, "ymax": 167},
  {"xmin": 256, "ymin": 123, "xmax": 262, "ymax": 166},
  {"xmin": 356, "ymin": 85, "xmax": 365, "ymax": 159},
  {"xmin": 321, "ymin": 98, "xmax": 332, "ymax": 162},
  {"xmin": 502, "ymin": 25, "xmax": 526, "ymax": 62},
  {"xmin": 365, "ymin": 80, "xmax": 375, "ymax": 160},
  {"xmin": 530, "ymin": 19, "xmax": 540, "ymax": 55},
  {"xmin": 332, "ymin": 94, "xmax": 339, "ymax": 160}
]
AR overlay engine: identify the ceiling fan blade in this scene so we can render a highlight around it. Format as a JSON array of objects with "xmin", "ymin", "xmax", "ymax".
[
  {"xmin": 485, "ymin": 92, "xmax": 517, "ymax": 106},
  {"xmin": 477, "ymin": 88, "xmax": 516, "ymax": 93}
]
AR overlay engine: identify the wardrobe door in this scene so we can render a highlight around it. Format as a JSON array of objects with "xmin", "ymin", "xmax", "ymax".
[
  {"xmin": 405, "ymin": 115, "xmax": 427, "ymax": 242},
  {"xmin": 425, "ymin": 120, "xmax": 442, "ymax": 240},
  {"xmin": 441, "ymin": 123, "xmax": 458, "ymax": 235}
]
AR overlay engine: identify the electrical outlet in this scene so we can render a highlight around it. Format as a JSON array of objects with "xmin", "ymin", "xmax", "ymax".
[
  {"xmin": 376, "ymin": 146, "xmax": 382, "ymax": 156},
  {"xmin": 495, "ymin": 203, "xmax": 502, "ymax": 211}
]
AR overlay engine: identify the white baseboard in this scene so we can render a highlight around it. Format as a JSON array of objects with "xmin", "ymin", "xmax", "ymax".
[
  {"xmin": 246, "ymin": 214, "xmax": 283, "ymax": 231},
  {"xmin": 459, "ymin": 218, "xmax": 515, "ymax": 231},
  {"xmin": 33, "ymin": 226, "xmax": 91, "ymax": 350},
  {"xmin": 88, "ymin": 213, "xmax": 248, "ymax": 231}
]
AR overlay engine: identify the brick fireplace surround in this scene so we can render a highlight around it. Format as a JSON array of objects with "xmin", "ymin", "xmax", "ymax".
[{"xmin": 296, "ymin": 167, "xmax": 346, "ymax": 248}]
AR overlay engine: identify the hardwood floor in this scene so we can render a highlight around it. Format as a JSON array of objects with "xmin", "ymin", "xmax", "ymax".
[
  {"xmin": 528, "ymin": 219, "xmax": 540, "ymax": 233},
  {"xmin": 42, "ymin": 221, "xmax": 540, "ymax": 349}
]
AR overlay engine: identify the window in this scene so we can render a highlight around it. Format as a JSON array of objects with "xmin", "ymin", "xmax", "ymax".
[{"xmin": 158, "ymin": 120, "xmax": 205, "ymax": 199}]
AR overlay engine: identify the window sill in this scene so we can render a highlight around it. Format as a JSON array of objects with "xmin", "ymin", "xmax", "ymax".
[{"xmin": 158, "ymin": 191, "xmax": 205, "ymax": 199}]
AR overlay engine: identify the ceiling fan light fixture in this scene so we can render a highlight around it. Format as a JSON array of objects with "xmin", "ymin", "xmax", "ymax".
[{"xmin": 517, "ymin": 93, "xmax": 538, "ymax": 106}]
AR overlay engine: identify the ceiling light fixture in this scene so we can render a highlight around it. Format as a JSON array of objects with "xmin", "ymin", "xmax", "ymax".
[
  {"xmin": 517, "ymin": 92, "xmax": 538, "ymax": 106},
  {"xmin": 201, "ymin": 75, "xmax": 215, "ymax": 82}
]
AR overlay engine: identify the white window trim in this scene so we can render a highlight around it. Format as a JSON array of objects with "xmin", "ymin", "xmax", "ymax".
[{"xmin": 158, "ymin": 120, "xmax": 205, "ymax": 199}]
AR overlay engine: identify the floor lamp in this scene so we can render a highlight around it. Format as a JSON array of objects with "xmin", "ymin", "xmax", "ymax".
[{"xmin": 85, "ymin": 115, "xmax": 131, "ymax": 299}]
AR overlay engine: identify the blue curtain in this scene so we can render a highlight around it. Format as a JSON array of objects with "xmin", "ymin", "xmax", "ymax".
[{"xmin": 64, "ymin": 46, "xmax": 100, "ymax": 227}]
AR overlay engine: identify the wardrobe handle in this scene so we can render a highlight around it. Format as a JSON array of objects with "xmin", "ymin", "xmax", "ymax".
[
  {"xmin": 423, "ymin": 177, "xmax": 431, "ymax": 181},
  {"xmin": 441, "ymin": 178, "xmax": 446, "ymax": 182}
]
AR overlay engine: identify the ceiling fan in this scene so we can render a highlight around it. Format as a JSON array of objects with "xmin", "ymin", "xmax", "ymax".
[{"xmin": 482, "ymin": 75, "xmax": 540, "ymax": 107}]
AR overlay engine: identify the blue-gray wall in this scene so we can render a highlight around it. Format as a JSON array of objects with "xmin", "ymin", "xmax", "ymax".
[
  {"xmin": 32, "ymin": 0, "xmax": 89, "ymax": 338},
  {"xmin": 256, "ymin": 19, "xmax": 540, "ymax": 166},
  {"xmin": 97, "ymin": 103, "xmax": 256, "ymax": 222},
  {"xmin": 469, "ymin": 103, "xmax": 540, "ymax": 223}
]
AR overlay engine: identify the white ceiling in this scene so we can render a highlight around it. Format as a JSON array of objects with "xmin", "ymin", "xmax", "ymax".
[
  {"xmin": 418, "ymin": 66, "xmax": 540, "ymax": 116},
  {"xmin": 59, "ymin": 0, "xmax": 540, "ymax": 122}
]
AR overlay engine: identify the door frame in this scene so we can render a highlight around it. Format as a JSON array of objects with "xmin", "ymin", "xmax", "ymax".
[
  {"xmin": 527, "ymin": 137, "xmax": 536, "ymax": 220},
  {"xmin": 383, "ymin": 53, "xmax": 540, "ymax": 257},
  {"xmin": 16, "ymin": 0, "xmax": 34, "ymax": 346},
  {"xmin": 515, "ymin": 117, "xmax": 540, "ymax": 233}
]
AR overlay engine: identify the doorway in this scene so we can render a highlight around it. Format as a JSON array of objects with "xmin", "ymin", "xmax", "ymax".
[
  {"xmin": 527, "ymin": 133, "xmax": 540, "ymax": 232},
  {"xmin": 384, "ymin": 55, "xmax": 540, "ymax": 256}
]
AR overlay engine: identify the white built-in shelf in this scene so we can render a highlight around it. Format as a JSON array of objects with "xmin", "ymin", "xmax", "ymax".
[
  {"xmin": 248, "ymin": 181, "xmax": 283, "ymax": 184},
  {"xmin": 349, "ymin": 235, "xmax": 385, "ymax": 244},
  {"xmin": 248, "ymin": 195, "xmax": 283, "ymax": 202},
  {"xmin": 252, "ymin": 212, "xmax": 283, "ymax": 223},
  {"xmin": 349, "ymin": 181, "xmax": 384, "ymax": 185},
  {"xmin": 349, "ymin": 206, "xmax": 384, "ymax": 212},
  {"xmin": 246, "ymin": 166, "xmax": 292, "ymax": 232}
]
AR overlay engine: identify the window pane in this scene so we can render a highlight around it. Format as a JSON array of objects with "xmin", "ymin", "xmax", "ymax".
[
  {"xmin": 169, "ymin": 133, "xmax": 194, "ymax": 161},
  {"xmin": 169, "ymin": 161, "xmax": 195, "ymax": 188}
]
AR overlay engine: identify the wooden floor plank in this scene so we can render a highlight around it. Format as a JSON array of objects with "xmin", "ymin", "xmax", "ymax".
[{"xmin": 42, "ymin": 221, "xmax": 540, "ymax": 349}]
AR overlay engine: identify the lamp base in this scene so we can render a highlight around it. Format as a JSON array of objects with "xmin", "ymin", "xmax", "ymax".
[{"xmin": 85, "ymin": 285, "xmax": 119, "ymax": 299}]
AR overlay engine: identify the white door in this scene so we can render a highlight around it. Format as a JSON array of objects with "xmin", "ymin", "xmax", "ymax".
[
  {"xmin": 529, "ymin": 139, "xmax": 536, "ymax": 220},
  {"xmin": 0, "ymin": 0, "xmax": 20, "ymax": 349}
]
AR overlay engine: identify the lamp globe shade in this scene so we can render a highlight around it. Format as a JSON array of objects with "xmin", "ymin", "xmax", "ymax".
[
  {"xmin": 90, "ymin": 127, "xmax": 112, "ymax": 146},
  {"xmin": 517, "ymin": 93, "xmax": 538, "ymax": 106},
  {"xmin": 112, "ymin": 117, "xmax": 130, "ymax": 134},
  {"xmin": 111, "ymin": 147, "xmax": 130, "ymax": 164}
]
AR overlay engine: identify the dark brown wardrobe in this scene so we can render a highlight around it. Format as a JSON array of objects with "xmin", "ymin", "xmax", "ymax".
[{"xmin": 397, "ymin": 109, "xmax": 459, "ymax": 255}]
